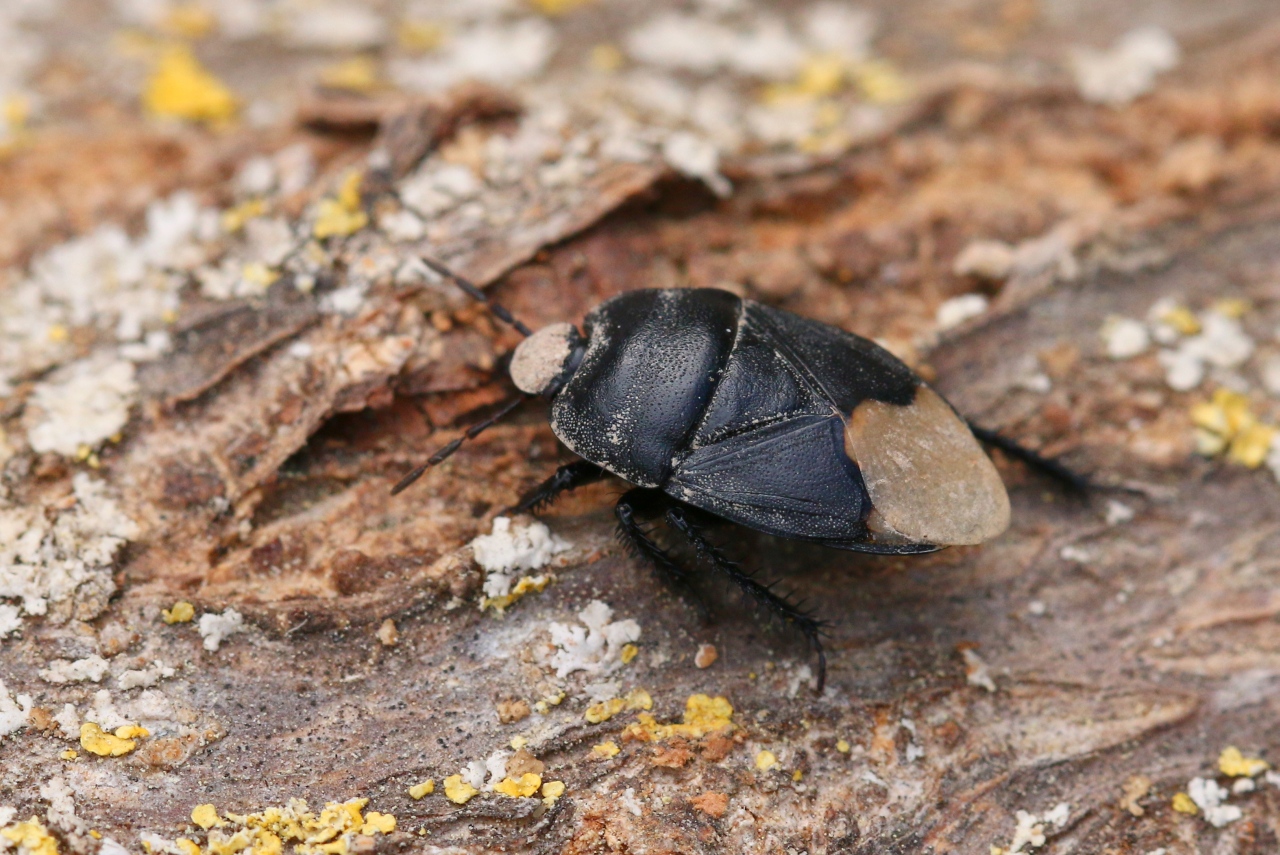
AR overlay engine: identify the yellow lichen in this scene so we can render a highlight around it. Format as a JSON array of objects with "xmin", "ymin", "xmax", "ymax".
[
  {"xmin": 494, "ymin": 773, "xmax": 542, "ymax": 798},
  {"xmin": 396, "ymin": 21, "xmax": 446, "ymax": 53},
  {"xmin": 621, "ymin": 693, "xmax": 735, "ymax": 742},
  {"xmin": 481, "ymin": 575, "xmax": 551, "ymax": 613},
  {"xmin": 1171, "ymin": 792, "xmax": 1198, "ymax": 815},
  {"xmin": 46, "ymin": 325, "xmax": 69, "ymax": 344},
  {"xmin": 1212, "ymin": 298, "xmax": 1251, "ymax": 319},
  {"xmin": 192, "ymin": 804, "xmax": 224, "ymax": 830},
  {"xmin": 527, "ymin": 0, "xmax": 594, "ymax": 15},
  {"xmin": 144, "ymin": 46, "xmax": 238, "ymax": 124},
  {"xmin": 1, "ymin": 819, "xmax": 59, "ymax": 855},
  {"xmin": 591, "ymin": 741, "xmax": 620, "ymax": 759},
  {"xmin": 509, "ymin": 736, "xmax": 528, "ymax": 750},
  {"xmin": 313, "ymin": 172, "xmax": 369, "ymax": 240},
  {"xmin": 1158, "ymin": 304, "xmax": 1201, "ymax": 335},
  {"xmin": 755, "ymin": 750, "xmax": 779, "ymax": 772},
  {"xmin": 1191, "ymin": 388, "xmax": 1277, "ymax": 469},
  {"xmin": 540, "ymin": 780, "xmax": 566, "ymax": 806},
  {"xmin": 849, "ymin": 60, "xmax": 912, "ymax": 104},
  {"xmin": 162, "ymin": 4, "xmax": 218, "ymax": 39},
  {"xmin": 221, "ymin": 199, "xmax": 266, "ymax": 234},
  {"xmin": 620, "ymin": 643, "xmax": 639, "ymax": 664},
  {"xmin": 319, "ymin": 58, "xmax": 382, "ymax": 94},
  {"xmin": 241, "ymin": 263, "xmax": 279, "ymax": 289},
  {"xmin": 792, "ymin": 769, "xmax": 803, "ymax": 782},
  {"xmin": 443, "ymin": 775, "xmax": 478, "ymax": 805},
  {"xmin": 163, "ymin": 601, "xmax": 196, "ymax": 624},
  {"xmin": 585, "ymin": 688, "xmax": 652, "ymax": 724},
  {"xmin": 59, "ymin": 749, "xmax": 78, "ymax": 761},
  {"xmin": 762, "ymin": 54, "xmax": 847, "ymax": 105},
  {"xmin": 835, "ymin": 739, "xmax": 850, "ymax": 753},
  {"xmin": 186, "ymin": 797, "xmax": 394, "ymax": 855},
  {"xmin": 407, "ymin": 780, "xmax": 434, "ymax": 800},
  {"xmin": 1219, "ymin": 746, "xmax": 1270, "ymax": 778},
  {"xmin": 116, "ymin": 725, "xmax": 151, "ymax": 739},
  {"xmin": 589, "ymin": 43, "xmax": 624, "ymax": 72},
  {"xmin": 80, "ymin": 722, "xmax": 141, "ymax": 756},
  {"xmin": 175, "ymin": 839, "xmax": 202, "ymax": 855}
]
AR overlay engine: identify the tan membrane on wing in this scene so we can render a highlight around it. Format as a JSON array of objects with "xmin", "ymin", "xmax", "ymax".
[{"xmin": 845, "ymin": 385, "xmax": 1010, "ymax": 546}]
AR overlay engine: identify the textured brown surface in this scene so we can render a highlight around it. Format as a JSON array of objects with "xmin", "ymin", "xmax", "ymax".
[{"xmin": 4, "ymin": 3, "xmax": 1280, "ymax": 855}]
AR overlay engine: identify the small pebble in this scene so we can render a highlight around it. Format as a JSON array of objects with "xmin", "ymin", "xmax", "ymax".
[{"xmin": 694, "ymin": 643, "xmax": 718, "ymax": 669}]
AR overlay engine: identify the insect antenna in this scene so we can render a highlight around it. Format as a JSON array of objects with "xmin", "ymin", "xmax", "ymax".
[
  {"xmin": 420, "ymin": 256, "xmax": 534, "ymax": 337},
  {"xmin": 390, "ymin": 395, "xmax": 526, "ymax": 495}
]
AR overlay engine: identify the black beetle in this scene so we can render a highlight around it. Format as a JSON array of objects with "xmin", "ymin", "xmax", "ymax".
[{"xmin": 395, "ymin": 258, "xmax": 1081, "ymax": 691}]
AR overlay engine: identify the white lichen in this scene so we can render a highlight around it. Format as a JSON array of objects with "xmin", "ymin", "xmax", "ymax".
[
  {"xmin": 0, "ymin": 680, "xmax": 32, "ymax": 738},
  {"xmin": 472, "ymin": 517, "xmax": 570, "ymax": 603},
  {"xmin": 198, "ymin": 608, "xmax": 245, "ymax": 652},
  {"xmin": 1002, "ymin": 803, "xmax": 1070, "ymax": 853},
  {"xmin": 1187, "ymin": 777, "xmax": 1242, "ymax": 828},
  {"xmin": 1100, "ymin": 316, "xmax": 1150, "ymax": 360},
  {"xmin": 661, "ymin": 132, "xmax": 731, "ymax": 198},
  {"xmin": 0, "ymin": 474, "xmax": 136, "ymax": 627},
  {"xmin": 24, "ymin": 355, "xmax": 137, "ymax": 456},
  {"xmin": 936, "ymin": 294, "xmax": 989, "ymax": 331},
  {"xmin": 547, "ymin": 600, "xmax": 641, "ymax": 679},
  {"xmin": 117, "ymin": 661, "xmax": 176, "ymax": 691},
  {"xmin": 1071, "ymin": 27, "xmax": 1179, "ymax": 106},
  {"xmin": 38, "ymin": 655, "xmax": 110, "ymax": 684}
]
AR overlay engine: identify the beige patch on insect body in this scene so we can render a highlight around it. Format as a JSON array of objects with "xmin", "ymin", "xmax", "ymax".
[
  {"xmin": 510, "ymin": 322, "xmax": 576, "ymax": 395},
  {"xmin": 845, "ymin": 385, "xmax": 1010, "ymax": 546}
]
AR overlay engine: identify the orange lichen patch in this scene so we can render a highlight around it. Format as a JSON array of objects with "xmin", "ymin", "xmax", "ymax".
[
  {"xmin": 1, "ymin": 819, "xmax": 59, "ymax": 855},
  {"xmin": 80, "ymin": 722, "xmax": 147, "ymax": 756},
  {"xmin": 443, "ymin": 776, "xmax": 478, "ymax": 805},
  {"xmin": 208, "ymin": 798, "xmax": 395, "ymax": 855},
  {"xmin": 585, "ymin": 688, "xmax": 652, "ymax": 724},
  {"xmin": 591, "ymin": 741, "xmax": 620, "ymax": 760},
  {"xmin": 1191, "ymin": 389, "xmax": 1276, "ymax": 467},
  {"xmin": 690, "ymin": 792, "xmax": 729, "ymax": 819},
  {"xmin": 1219, "ymin": 746, "xmax": 1269, "ymax": 777},
  {"xmin": 143, "ymin": 46, "xmax": 239, "ymax": 125},
  {"xmin": 699, "ymin": 733, "xmax": 736, "ymax": 762},
  {"xmin": 163, "ymin": 601, "xmax": 196, "ymax": 624},
  {"xmin": 651, "ymin": 742, "xmax": 693, "ymax": 769},
  {"xmin": 407, "ymin": 780, "xmax": 434, "ymax": 800},
  {"xmin": 620, "ymin": 694, "xmax": 735, "ymax": 743},
  {"xmin": 494, "ymin": 773, "xmax": 542, "ymax": 798},
  {"xmin": 313, "ymin": 172, "xmax": 369, "ymax": 240}
]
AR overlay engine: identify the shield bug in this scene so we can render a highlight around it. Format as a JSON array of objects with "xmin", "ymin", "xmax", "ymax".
[{"xmin": 395, "ymin": 259, "xmax": 1083, "ymax": 691}]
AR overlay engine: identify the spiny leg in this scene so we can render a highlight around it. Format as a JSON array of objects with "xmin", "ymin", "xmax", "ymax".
[
  {"xmin": 510, "ymin": 461, "xmax": 606, "ymax": 514},
  {"xmin": 614, "ymin": 489, "xmax": 706, "ymax": 615},
  {"xmin": 665, "ymin": 503, "xmax": 829, "ymax": 694},
  {"xmin": 967, "ymin": 422, "xmax": 1091, "ymax": 494}
]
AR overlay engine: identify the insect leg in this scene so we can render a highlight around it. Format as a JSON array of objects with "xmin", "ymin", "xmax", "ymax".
[
  {"xmin": 614, "ymin": 489, "xmax": 706, "ymax": 613},
  {"xmin": 510, "ymin": 461, "xmax": 606, "ymax": 514},
  {"xmin": 967, "ymin": 423, "xmax": 1091, "ymax": 494},
  {"xmin": 665, "ymin": 504, "xmax": 829, "ymax": 694}
]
